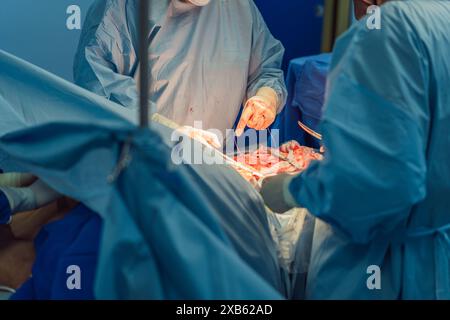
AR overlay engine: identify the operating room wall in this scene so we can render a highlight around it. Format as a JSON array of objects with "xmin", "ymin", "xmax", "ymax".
[
  {"xmin": 0, "ymin": 0, "xmax": 324, "ymax": 82},
  {"xmin": 254, "ymin": 0, "xmax": 324, "ymax": 71},
  {"xmin": 0, "ymin": 0, "xmax": 94, "ymax": 82}
]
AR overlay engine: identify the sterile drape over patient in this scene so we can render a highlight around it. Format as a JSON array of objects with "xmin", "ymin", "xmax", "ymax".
[
  {"xmin": 74, "ymin": 0, "xmax": 287, "ymax": 135},
  {"xmin": 0, "ymin": 49, "xmax": 286, "ymax": 299}
]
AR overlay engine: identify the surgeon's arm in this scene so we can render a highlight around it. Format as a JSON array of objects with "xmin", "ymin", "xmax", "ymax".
[
  {"xmin": 73, "ymin": 5, "xmax": 140, "ymax": 109},
  {"xmin": 285, "ymin": 14, "xmax": 429, "ymax": 244},
  {"xmin": 246, "ymin": 2, "xmax": 287, "ymax": 112}
]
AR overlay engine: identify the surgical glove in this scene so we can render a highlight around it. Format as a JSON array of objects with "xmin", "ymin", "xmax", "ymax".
[
  {"xmin": 280, "ymin": 140, "xmax": 301, "ymax": 153},
  {"xmin": 0, "ymin": 173, "xmax": 36, "ymax": 188},
  {"xmin": 186, "ymin": 0, "xmax": 211, "ymax": 6},
  {"xmin": 177, "ymin": 126, "xmax": 222, "ymax": 149},
  {"xmin": 260, "ymin": 173, "xmax": 297, "ymax": 213},
  {"xmin": 0, "ymin": 179, "xmax": 62, "ymax": 224},
  {"xmin": 236, "ymin": 87, "xmax": 278, "ymax": 136}
]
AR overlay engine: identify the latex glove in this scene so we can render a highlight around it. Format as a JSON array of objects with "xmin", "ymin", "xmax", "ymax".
[
  {"xmin": 177, "ymin": 126, "xmax": 222, "ymax": 149},
  {"xmin": 279, "ymin": 140, "xmax": 301, "ymax": 153},
  {"xmin": 260, "ymin": 173, "xmax": 297, "ymax": 213},
  {"xmin": 281, "ymin": 140, "xmax": 325, "ymax": 154},
  {"xmin": 236, "ymin": 87, "xmax": 278, "ymax": 136},
  {"xmin": 0, "ymin": 173, "xmax": 36, "ymax": 188},
  {"xmin": 186, "ymin": 0, "xmax": 210, "ymax": 6}
]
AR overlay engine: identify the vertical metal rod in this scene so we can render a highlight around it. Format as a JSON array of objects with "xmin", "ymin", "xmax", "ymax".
[{"xmin": 138, "ymin": 0, "xmax": 150, "ymax": 128}]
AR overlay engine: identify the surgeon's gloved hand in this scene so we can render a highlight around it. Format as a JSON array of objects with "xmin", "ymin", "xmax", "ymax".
[
  {"xmin": 0, "ymin": 180, "xmax": 62, "ymax": 225},
  {"xmin": 279, "ymin": 140, "xmax": 302, "ymax": 153},
  {"xmin": 236, "ymin": 87, "xmax": 279, "ymax": 137},
  {"xmin": 185, "ymin": 0, "xmax": 211, "ymax": 6},
  {"xmin": 177, "ymin": 126, "xmax": 222, "ymax": 149},
  {"xmin": 260, "ymin": 173, "xmax": 298, "ymax": 213}
]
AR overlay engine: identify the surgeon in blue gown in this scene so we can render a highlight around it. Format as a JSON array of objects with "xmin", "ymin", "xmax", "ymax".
[
  {"xmin": 260, "ymin": 0, "xmax": 450, "ymax": 299},
  {"xmin": 74, "ymin": 0, "xmax": 287, "ymax": 138}
]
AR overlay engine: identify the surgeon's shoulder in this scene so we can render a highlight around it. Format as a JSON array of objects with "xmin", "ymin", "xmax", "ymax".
[
  {"xmin": 348, "ymin": 1, "xmax": 426, "ymax": 55},
  {"xmin": 83, "ymin": 0, "xmax": 130, "ymax": 32},
  {"xmin": 379, "ymin": 1, "xmax": 427, "ymax": 32},
  {"xmin": 82, "ymin": 0, "xmax": 136, "ymax": 48}
]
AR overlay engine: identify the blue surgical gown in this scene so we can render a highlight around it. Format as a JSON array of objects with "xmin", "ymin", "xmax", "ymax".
[
  {"xmin": 288, "ymin": 0, "xmax": 450, "ymax": 299},
  {"xmin": 74, "ymin": 0, "xmax": 287, "ymax": 135}
]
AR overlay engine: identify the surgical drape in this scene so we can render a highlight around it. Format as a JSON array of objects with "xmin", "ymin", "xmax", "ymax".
[{"xmin": 0, "ymin": 50, "xmax": 284, "ymax": 299}]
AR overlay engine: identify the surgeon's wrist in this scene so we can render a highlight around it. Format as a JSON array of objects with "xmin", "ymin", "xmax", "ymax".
[{"xmin": 255, "ymin": 87, "xmax": 279, "ymax": 111}]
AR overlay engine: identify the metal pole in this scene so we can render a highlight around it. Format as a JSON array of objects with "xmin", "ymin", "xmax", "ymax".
[{"xmin": 138, "ymin": 0, "xmax": 150, "ymax": 128}]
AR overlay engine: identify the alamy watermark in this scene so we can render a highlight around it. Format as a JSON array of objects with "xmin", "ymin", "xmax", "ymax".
[
  {"xmin": 366, "ymin": 5, "xmax": 382, "ymax": 30},
  {"xmin": 169, "ymin": 121, "xmax": 280, "ymax": 166},
  {"xmin": 66, "ymin": 5, "xmax": 81, "ymax": 30},
  {"xmin": 66, "ymin": 4, "xmax": 383, "ymax": 31},
  {"xmin": 367, "ymin": 265, "xmax": 381, "ymax": 290},
  {"xmin": 66, "ymin": 264, "xmax": 82, "ymax": 290}
]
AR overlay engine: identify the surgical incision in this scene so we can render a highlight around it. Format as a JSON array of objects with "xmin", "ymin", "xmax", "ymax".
[{"xmin": 232, "ymin": 143, "xmax": 323, "ymax": 183}]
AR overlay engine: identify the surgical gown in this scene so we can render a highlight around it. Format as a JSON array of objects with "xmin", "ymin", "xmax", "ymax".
[
  {"xmin": 288, "ymin": 0, "xmax": 450, "ymax": 299},
  {"xmin": 74, "ymin": 0, "xmax": 287, "ymax": 136}
]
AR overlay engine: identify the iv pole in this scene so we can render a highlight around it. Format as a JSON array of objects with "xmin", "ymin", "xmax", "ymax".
[
  {"xmin": 138, "ymin": 0, "xmax": 150, "ymax": 128},
  {"xmin": 107, "ymin": 0, "xmax": 151, "ymax": 183}
]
